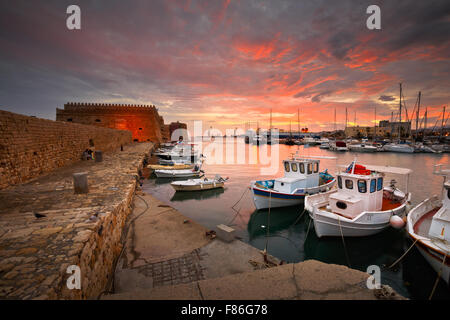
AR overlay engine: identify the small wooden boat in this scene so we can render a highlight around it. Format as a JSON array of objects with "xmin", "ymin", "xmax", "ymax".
[
  {"xmin": 407, "ymin": 165, "xmax": 450, "ymax": 285},
  {"xmin": 148, "ymin": 164, "xmax": 194, "ymax": 170},
  {"xmin": 171, "ymin": 176, "xmax": 229, "ymax": 191},
  {"xmin": 154, "ymin": 168, "xmax": 202, "ymax": 178},
  {"xmin": 250, "ymin": 153, "xmax": 336, "ymax": 210},
  {"xmin": 305, "ymin": 160, "xmax": 412, "ymax": 237}
]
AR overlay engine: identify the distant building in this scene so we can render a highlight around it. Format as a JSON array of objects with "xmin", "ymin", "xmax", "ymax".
[{"xmin": 345, "ymin": 121, "xmax": 411, "ymax": 138}]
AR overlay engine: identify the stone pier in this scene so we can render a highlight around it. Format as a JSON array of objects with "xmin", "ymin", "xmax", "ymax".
[{"xmin": 0, "ymin": 142, "xmax": 153, "ymax": 299}]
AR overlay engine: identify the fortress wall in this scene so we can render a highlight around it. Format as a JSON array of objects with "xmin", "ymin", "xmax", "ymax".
[{"xmin": 0, "ymin": 109, "xmax": 132, "ymax": 189}]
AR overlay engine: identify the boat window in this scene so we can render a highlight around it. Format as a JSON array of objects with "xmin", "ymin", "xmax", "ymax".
[
  {"xmin": 314, "ymin": 162, "xmax": 319, "ymax": 173},
  {"xmin": 447, "ymin": 188, "xmax": 450, "ymax": 200},
  {"xmin": 377, "ymin": 177, "xmax": 383, "ymax": 191},
  {"xmin": 284, "ymin": 162, "xmax": 290, "ymax": 172},
  {"xmin": 370, "ymin": 179, "xmax": 376, "ymax": 193},
  {"xmin": 307, "ymin": 163, "xmax": 312, "ymax": 174},
  {"xmin": 338, "ymin": 176, "xmax": 342, "ymax": 189},
  {"xmin": 291, "ymin": 163, "xmax": 298, "ymax": 172},
  {"xmin": 345, "ymin": 179, "xmax": 353, "ymax": 189},
  {"xmin": 358, "ymin": 180, "xmax": 367, "ymax": 193},
  {"xmin": 299, "ymin": 163, "xmax": 305, "ymax": 174}
]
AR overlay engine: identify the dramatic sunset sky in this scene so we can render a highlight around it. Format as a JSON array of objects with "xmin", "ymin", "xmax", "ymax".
[{"xmin": 0, "ymin": 0, "xmax": 449, "ymax": 133}]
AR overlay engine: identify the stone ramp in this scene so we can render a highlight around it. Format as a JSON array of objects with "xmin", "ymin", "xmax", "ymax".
[{"xmin": 104, "ymin": 260, "xmax": 405, "ymax": 300}]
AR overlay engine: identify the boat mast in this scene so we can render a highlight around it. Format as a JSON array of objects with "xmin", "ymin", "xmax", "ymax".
[
  {"xmin": 440, "ymin": 106, "xmax": 446, "ymax": 140},
  {"xmin": 374, "ymin": 106, "xmax": 377, "ymax": 142},
  {"xmin": 416, "ymin": 91, "xmax": 421, "ymax": 141},
  {"xmin": 424, "ymin": 107, "xmax": 428, "ymax": 140},
  {"xmin": 398, "ymin": 83, "xmax": 402, "ymax": 141},
  {"xmin": 334, "ymin": 107, "xmax": 337, "ymax": 140},
  {"xmin": 297, "ymin": 107, "xmax": 300, "ymax": 140},
  {"xmin": 345, "ymin": 107, "xmax": 348, "ymax": 140}
]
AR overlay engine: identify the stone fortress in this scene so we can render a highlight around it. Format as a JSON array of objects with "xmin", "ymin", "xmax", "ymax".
[{"xmin": 56, "ymin": 102, "xmax": 186, "ymax": 143}]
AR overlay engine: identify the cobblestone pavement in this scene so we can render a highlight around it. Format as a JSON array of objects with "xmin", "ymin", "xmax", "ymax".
[
  {"xmin": 135, "ymin": 250, "xmax": 206, "ymax": 287},
  {"xmin": 0, "ymin": 142, "xmax": 153, "ymax": 299}
]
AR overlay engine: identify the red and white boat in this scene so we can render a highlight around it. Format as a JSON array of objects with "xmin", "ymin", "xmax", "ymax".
[
  {"xmin": 305, "ymin": 160, "xmax": 412, "ymax": 237},
  {"xmin": 407, "ymin": 165, "xmax": 450, "ymax": 285}
]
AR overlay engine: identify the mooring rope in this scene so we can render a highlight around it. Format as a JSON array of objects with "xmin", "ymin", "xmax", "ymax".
[
  {"xmin": 228, "ymin": 187, "xmax": 250, "ymax": 225},
  {"xmin": 387, "ymin": 238, "xmax": 419, "ymax": 269},
  {"xmin": 288, "ymin": 207, "xmax": 307, "ymax": 230},
  {"xmin": 264, "ymin": 191, "xmax": 272, "ymax": 254},
  {"xmin": 304, "ymin": 217, "xmax": 312, "ymax": 243},
  {"xmin": 337, "ymin": 215, "xmax": 352, "ymax": 268},
  {"xmin": 428, "ymin": 249, "xmax": 448, "ymax": 300}
]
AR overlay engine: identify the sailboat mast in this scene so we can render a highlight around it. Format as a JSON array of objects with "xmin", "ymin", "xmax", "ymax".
[
  {"xmin": 345, "ymin": 107, "xmax": 348, "ymax": 139},
  {"xmin": 416, "ymin": 91, "xmax": 421, "ymax": 141},
  {"xmin": 297, "ymin": 108, "xmax": 300, "ymax": 139},
  {"xmin": 334, "ymin": 107, "xmax": 337, "ymax": 138},
  {"xmin": 374, "ymin": 106, "xmax": 376, "ymax": 141},
  {"xmin": 424, "ymin": 107, "xmax": 428, "ymax": 140},
  {"xmin": 398, "ymin": 83, "xmax": 402, "ymax": 140},
  {"xmin": 440, "ymin": 106, "xmax": 446, "ymax": 140}
]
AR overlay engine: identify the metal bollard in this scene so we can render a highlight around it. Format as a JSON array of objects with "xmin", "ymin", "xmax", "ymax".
[
  {"xmin": 73, "ymin": 172, "xmax": 89, "ymax": 194},
  {"xmin": 94, "ymin": 150, "xmax": 103, "ymax": 162}
]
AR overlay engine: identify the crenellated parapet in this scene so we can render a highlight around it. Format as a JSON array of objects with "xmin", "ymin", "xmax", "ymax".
[{"xmin": 60, "ymin": 102, "xmax": 158, "ymax": 114}]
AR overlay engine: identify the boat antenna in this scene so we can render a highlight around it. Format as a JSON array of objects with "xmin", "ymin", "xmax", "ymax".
[{"xmin": 351, "ymin": 157, "xmax": 357, "ymax": 175}]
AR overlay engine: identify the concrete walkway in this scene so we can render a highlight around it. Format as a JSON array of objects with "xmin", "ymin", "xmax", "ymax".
[
  {"xmin": 106, "ymin": 192, "xmax": 405, "ymax": 300},
  {"xmin": 111, "ymin": 193, "xmax": 280, "ymax": 294}
]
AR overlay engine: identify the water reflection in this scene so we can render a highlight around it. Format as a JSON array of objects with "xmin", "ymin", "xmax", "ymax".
[{"xmin": 170, "ymin": 188, "xmax": 225, "ymax": 201}]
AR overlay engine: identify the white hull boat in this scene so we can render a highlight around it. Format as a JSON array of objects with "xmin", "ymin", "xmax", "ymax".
[
  {"xmin": 154, "ymin": 167, "xmax": 203, "ymax": 178},
  {"xmin": 382, "ymin": 143, "xmax": 415, "ymax": 153},
  {"xmin": 348, "ymin": 144, "xmax": 378, "ymax": 153},
  {"xmin": 407, "ymin": 166, "xmax": 450, "ymax": 284},
  {"xmin": 171, "ymin": 176, "xmax": 228, "ymax": 192},
  {"xmin": 250, "ymin": 153, "xmax": 336, "ymax": 210},
  {"xmin": 305, "ymin": 161, "xmax": 412, "ymax": 238}
]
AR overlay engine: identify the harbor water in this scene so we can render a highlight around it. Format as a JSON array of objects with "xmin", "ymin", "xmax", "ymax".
[{"xmin": 143, "ymin": 139, "xmax": 450, "ymax": 299}]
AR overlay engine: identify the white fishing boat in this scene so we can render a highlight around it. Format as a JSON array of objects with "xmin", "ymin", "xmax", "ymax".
[
  {"xmin": 319, "ymin": 142, "xmax": 330, "ymax": 149},
  {"xmin": 171, "ymin": 175, "xmax": 229, "ymax": 192},
  {"xmin": 305, "ymin": 160, "xmax": 412, "ymax": 238},
  {"xmin": 148, "ymin": 164, "xmax": 194, "ymax": 170},
  {"xmin": 154, "ymin": 168, "xmax": 203, "ymax": 178},
  {"xmin": 348, "ymin": 143, "xmax": 378, "ymax": 153},
  {"xmin": 407, "ymin": 165, "xmax": 450, "ymax": 285},
  {"xmin": 250, "ymin": 153, "xmax": 336, "ymax": 210},
  {"xmin": 382, "ymin": 143, "xmax": 415, "ymax": 153},
  {"xmin": 154, "ymin": 162, "xmax": 203, "ymax": 178}
]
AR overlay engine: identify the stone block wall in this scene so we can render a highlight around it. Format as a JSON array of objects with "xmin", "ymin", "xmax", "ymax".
[{"xmin": 0, "ymin": 110, "xmax": 132, "ymax": 189}]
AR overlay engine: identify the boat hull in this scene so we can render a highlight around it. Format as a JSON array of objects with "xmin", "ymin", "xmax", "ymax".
[
  {"xmin": 306, "ymin": 189, "xmax": 410, "ymax": 238},
  {"xmin": 154, "ymin": 170, "xmax": 201, "ymax": 178},
  {"xmin": 251, "ymin": 179, "xmax": 336, "ymax": 210},
  {"xmin": 407, "ymin": 196, "xmax": 450, "ymax": 285},
  {"xmin": 171, "ymin": 181, "xmax": 224, "ymax": 191}
]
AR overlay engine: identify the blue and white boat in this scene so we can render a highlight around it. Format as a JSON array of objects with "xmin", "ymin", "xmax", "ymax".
[{"xmin": 250, "ymin": 155, "xmax": 336, "ymax": 210}]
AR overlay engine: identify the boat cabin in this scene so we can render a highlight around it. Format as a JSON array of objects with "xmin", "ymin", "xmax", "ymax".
[
  {"xmin": 428, "ymin": 181, "xmax": 450, "ymax": 242},
  {"xmin": 329, "ymin": 166, "xmax": 384, "ymax": 219},
  {"xmin": 273, "ymin": 159, "xmax": 320, "ymax": 193}
]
